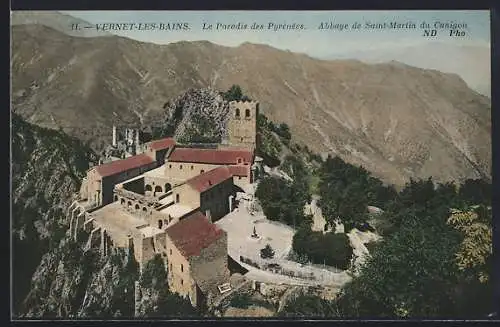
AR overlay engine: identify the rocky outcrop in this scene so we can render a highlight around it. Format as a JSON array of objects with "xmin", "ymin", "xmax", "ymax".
[{"xmin": 154, "ymin": 88, "xmax": 230, "ymax": 143}]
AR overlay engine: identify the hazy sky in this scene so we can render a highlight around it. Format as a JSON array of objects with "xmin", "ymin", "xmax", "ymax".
[{"xmin": 63, "ymin": 10, "xmax": 490, "ymax": 58}]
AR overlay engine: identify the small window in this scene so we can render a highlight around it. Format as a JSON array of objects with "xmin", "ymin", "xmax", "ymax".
[
  {"xmin": 200, "ymin": 170, "xmax": 205, "ymax": 174},
  {"xmin": 180, "ymin": 165, "xmax": 183, "ymax": 170},
  {"xmin": 239, "ymin": 176, "xmax": 242, "ymax": 180},
  {"xmin": 245, "ymin": 109, "xmax": 250, "ymax": 117},
  {"xmin": 181, "ymin": 264, "xmax": 184, "ymax": 272},
  {"xmin": 181, "ymin": 279, "xmax": 184, "ymax": 285},
  {"xmin": 170, "ymin": 249, "xmax": 172, "ymax": 255},
  {"xmin": 235, "ymin": 108, "xmax": 240, "ymax": 117},
  {"xmin": 191, "ymin": 165, "xmax": 194, "ymax": 170},
  {"xmin": 176, "ymin": 194, "xmax": 180, "ymax": 203},
  {"xmin": 169, "ymin": 164, "xmax": 172, "ymax": 169},
  {"xmin": 170, "ymin": 263, "xmax": 172, "ymax": 270},
  {"xmin": 237, "ymin": 158, "xmax": 242, "ymax": 164}
]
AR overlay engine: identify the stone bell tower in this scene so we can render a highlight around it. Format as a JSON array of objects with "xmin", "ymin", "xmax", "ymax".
[{"xmin": 226, "ymin": 100, "xmax": 258, "ymax": 150}]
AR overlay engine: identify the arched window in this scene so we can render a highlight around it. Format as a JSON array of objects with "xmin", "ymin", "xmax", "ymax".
[
  {"xmin": 135, "ymin": 204, "xmax": 140, "ymax": 210},
  {"xmin": 145, "ymin": 184, "xmax": 152, "ymax": 192},
  {"xmin": 200, "ymin": 170, "xmax": 205, "ymax": 174},
  {"xmin": 154, "ymin": 185, "xmax": 162, "ymax": 193},
  {"xmin": 245, "ymin": 109, "xmax": 250, "ymax": 117},
  {"xmin": 143, "ymin": 207, "xmax": 147, "ymax": 212},
  {"xmin": 235, "ymin": 108, "xmax": 240, "ymax": 117},
  {"xmin": 127, "ymin": 201, "xmax": 132, "ymax": 207},
  {"xmin": 121, "ymin": 198, "xmax": 125, "ymax": 205},
  {"xmin": 180, "ymin": 165, "xmax": 183, "ymax": 170},
  {"xmin": 181, "ymin": 264, "xmax": 184, "ymax": 272},
  {"xmin": 165, "ymin": 183, "xmax": 172, "ymax": 192},
  {"xmin": 158, "ymin": 220, "xmax": 163, "ymax": 229}
]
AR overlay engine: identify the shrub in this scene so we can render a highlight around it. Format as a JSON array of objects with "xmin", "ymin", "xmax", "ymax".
[{"xmin": 260, "ymin": 244, "xmax": 275, "ymax": 259}]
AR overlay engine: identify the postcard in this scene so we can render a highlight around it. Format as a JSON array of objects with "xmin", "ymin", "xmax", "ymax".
[{"xmin": 10, "ymin": 10, "xmax": 493, "ymax": 320}]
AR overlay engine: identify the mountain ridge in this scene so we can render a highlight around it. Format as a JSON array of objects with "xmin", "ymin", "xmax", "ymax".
[{"xmin": 10, "ymin": 23, "xmax": 491, "ymax": 187}]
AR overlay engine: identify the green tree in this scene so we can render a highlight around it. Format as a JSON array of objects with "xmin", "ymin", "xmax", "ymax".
[
  {"xmin": 221, "ymin": 84, "xmax": 251, "ymax": 101},
  {"xmin": 333, "ymin": 178, "xmax": 493, "ymax": 319},
  {"xmin": 292, "ymin": 227, "xmax": 353, "ymax": 270},
  {"xmin": 447, "ymin": 205, "xmax": 492, "ymax": 284},
  {"xmin": 458, "ymin": 179, "xmax": 491, "ymax": 206},
  {"xmin": 255, "ymin": 176, "xmax": 309, "ymax": 228}
]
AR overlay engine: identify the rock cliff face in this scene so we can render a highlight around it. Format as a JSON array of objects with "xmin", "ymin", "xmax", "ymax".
[
  {"xmin": 11, "ymin": 113, "xmax": 97, "ymax": 315},
  {"xmin": 22, "ymin": 236, "xmax": 139, "ymax": 319},
  {"xmin": 11, "ymin": 23, "xmax": 491, "ymax": 186}
]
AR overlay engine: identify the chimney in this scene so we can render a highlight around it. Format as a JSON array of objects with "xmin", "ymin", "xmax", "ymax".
[{"xmin": 112, "ymin": 125, "xmax": 117, "ymax": 147}]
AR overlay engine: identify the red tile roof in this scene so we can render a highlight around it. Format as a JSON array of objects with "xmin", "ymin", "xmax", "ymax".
[
  {"xmin": 94, "ymin": 153, "xmax": 154, "ymax": 178},
  {"xmin": 186, "ymin": 166, "xmax": 233, "ymax": 193},
  {"xmin": 168, "ymin": 147, "xmax": 254, "ymax": 165},
  {"xmin": 149, "ymin": 137, "xmax": 176, "ymax": 151},
  {"xmin": 228, "ymin": 165, "xmax": 249, "ymax": 177},
  {"xmin": 166, "ymin": 211, "xmax": 225, "ymax": 258}
]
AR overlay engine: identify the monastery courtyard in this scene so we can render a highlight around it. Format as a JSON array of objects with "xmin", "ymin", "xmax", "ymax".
[
  {"xmin": 216, "ymin": 196, "xmax": 294, "ymax": 261},
  {"xmin": 216, "ymin": 190, "xmax": 351, "ymax": 288}
]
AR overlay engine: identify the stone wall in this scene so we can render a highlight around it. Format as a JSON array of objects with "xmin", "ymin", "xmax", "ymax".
[
  {"xmin": 85, "ymin": 168, "xmax": 101, "ymax": 206},
  {"xmin": 140, "ymin": 236, "xmax": 157, "ymax": 265},
  {"xmin": 200, "ymin": 178, "xmax": 234, "ymax": 222},
  {"xmin": 189, "ymin": 232, "xmax": 230, "ymax": 305},
  {"xmin": 144, "ymin": 175, "xmax": 174, "ymax": 197},
  {"xmin": 166, "ymin": 234, "xmax": 197, "ymax": 302},
  {"xmin": 164, "ymin": 161, "xmax": 220, "ymax": 181},
  {"xmin": 174, "ymin": 183, "xmax": 200, "ymax": 209},
  {"xmin": 93, "ymin": 161, "xmax": 157, "ymax": 206}
]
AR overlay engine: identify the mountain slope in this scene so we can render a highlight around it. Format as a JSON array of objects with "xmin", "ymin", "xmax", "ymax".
[
  {"xmin": 10, "ymin": 24, "xmax": 491, "ymax": 186},
  {"xmin": 326, "ymin": 42, "xmax": 491, "ymax": 97},
  {"xmin": 11, "ymin": 10, "xmax": 112, "ymax": 37}
]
